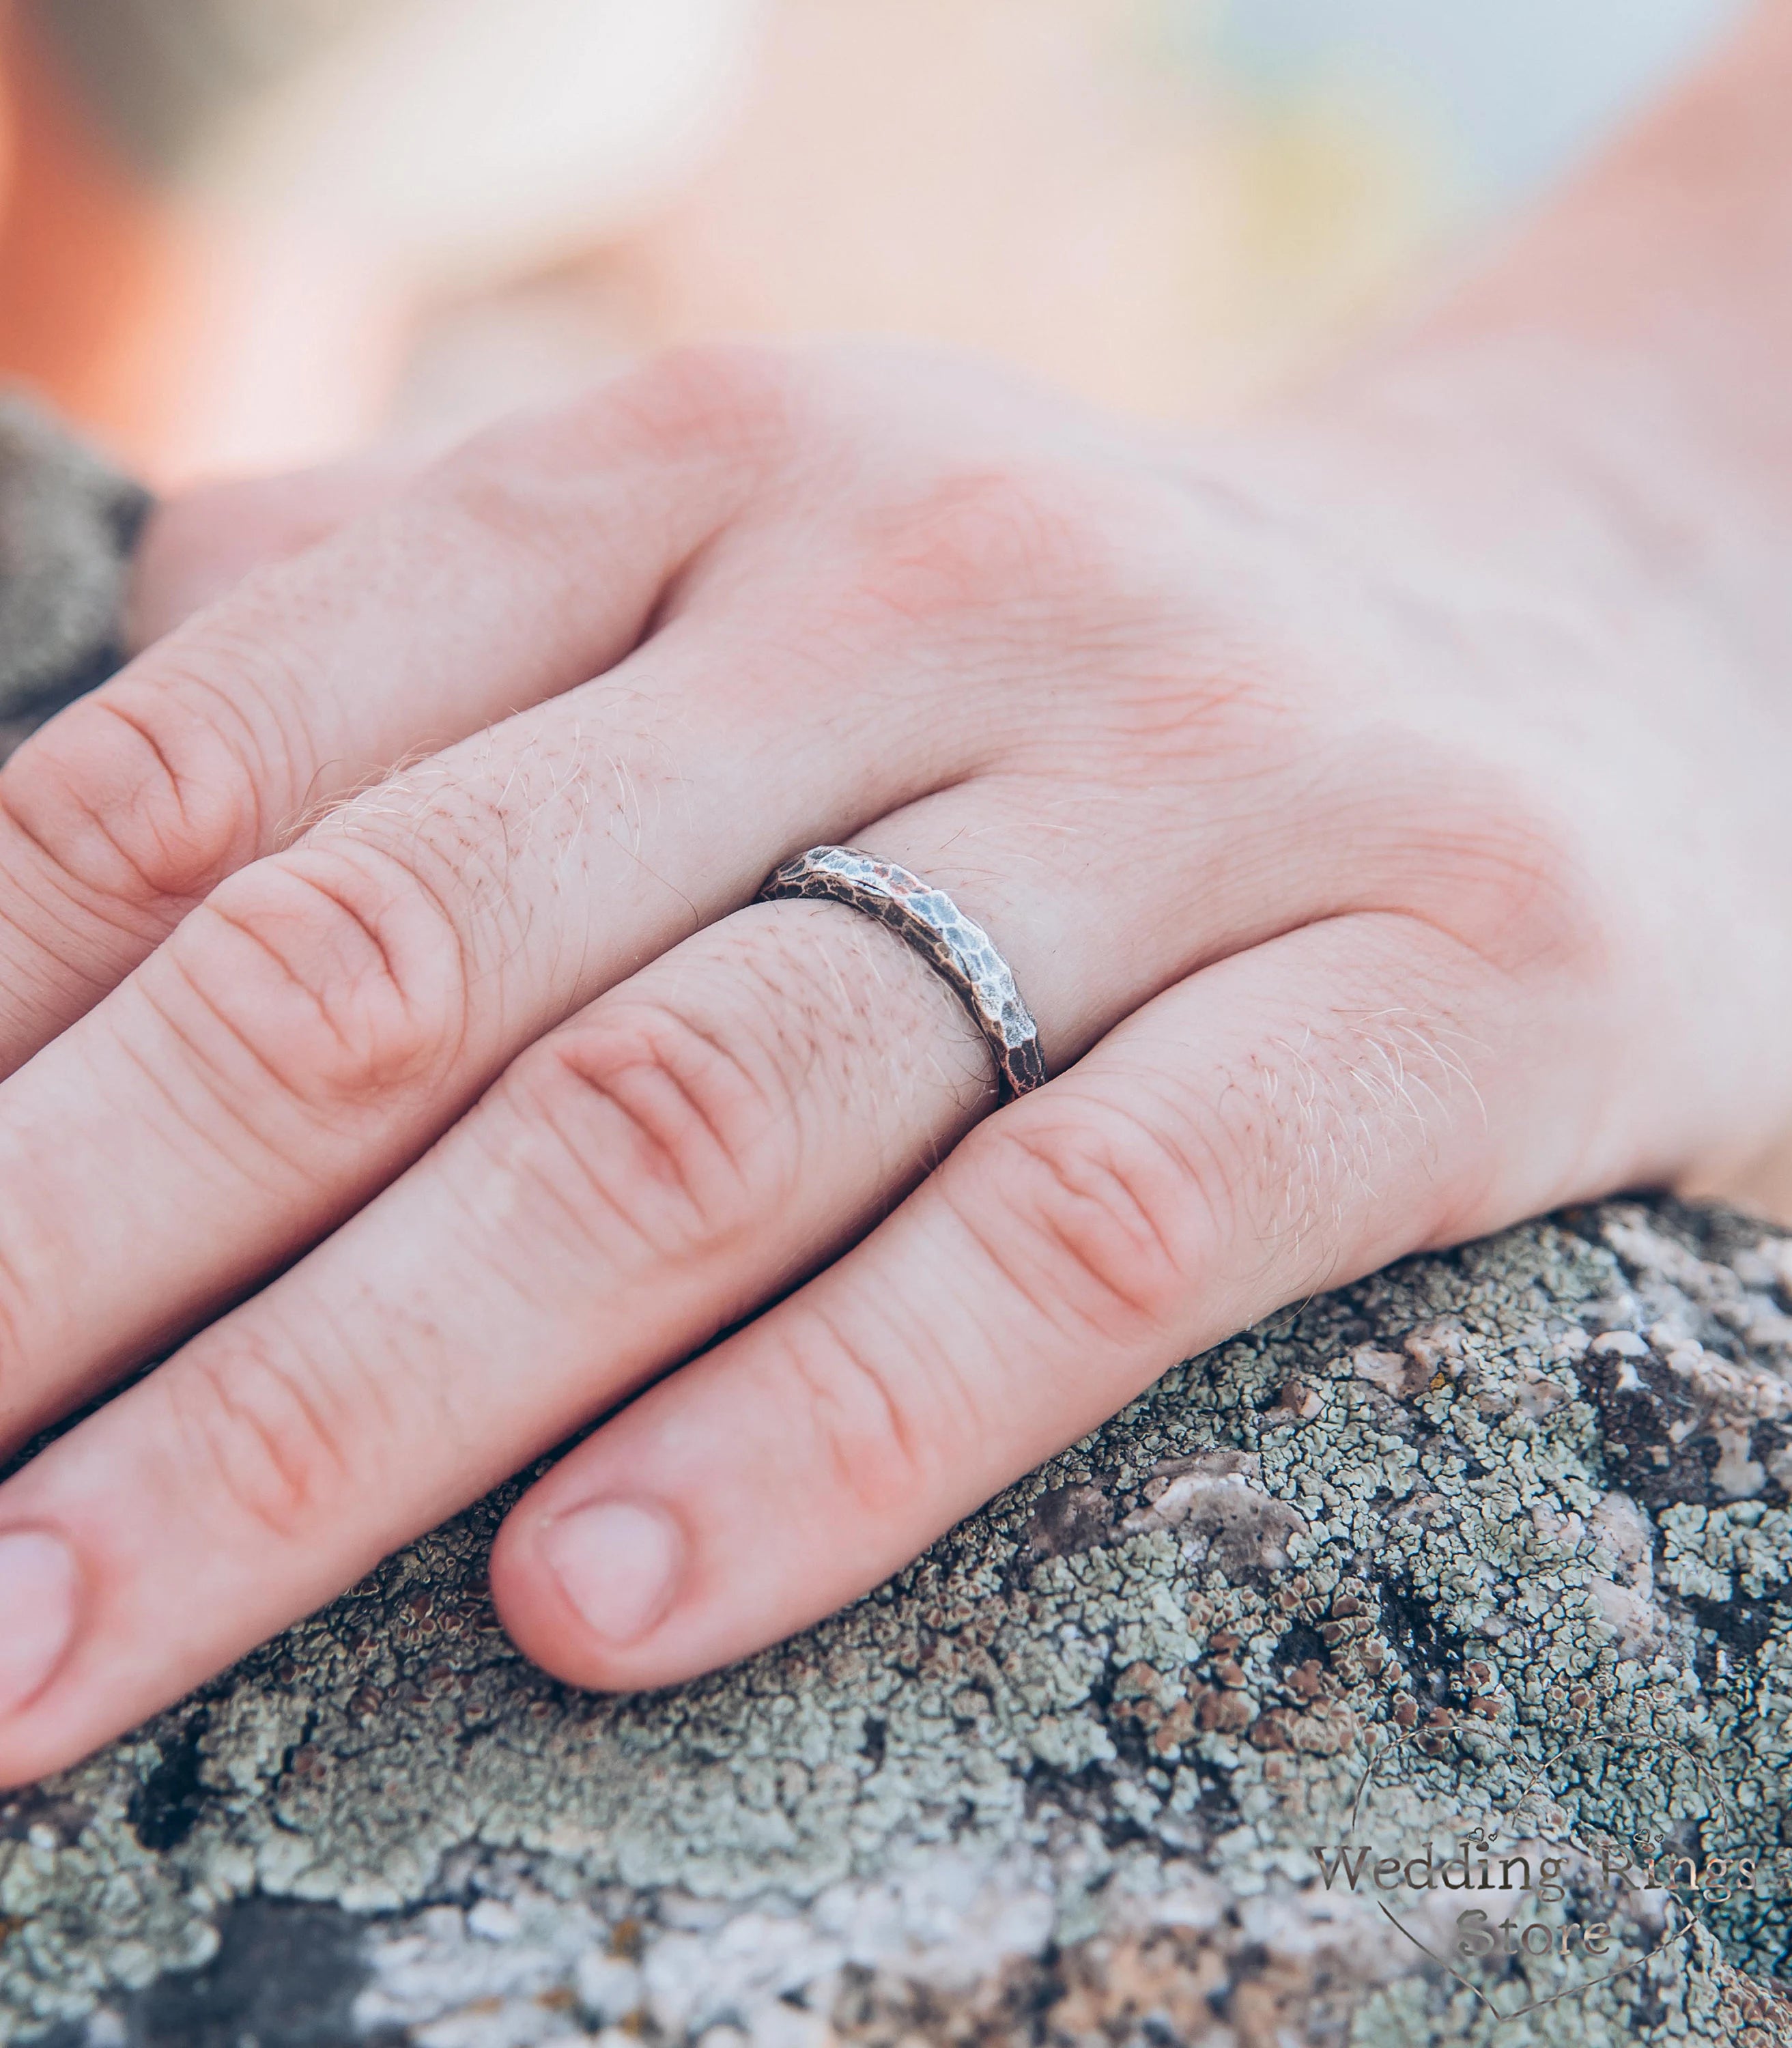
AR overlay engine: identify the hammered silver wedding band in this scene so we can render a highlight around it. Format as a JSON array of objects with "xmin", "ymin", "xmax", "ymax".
[{"xmin": 757, "ymin": 846, "xmax": 1047, "ymax": 1100}]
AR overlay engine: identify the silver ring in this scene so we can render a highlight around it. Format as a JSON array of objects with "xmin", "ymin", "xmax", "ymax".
[{"xmin": 757, "ymin": 846, "xmax": 1047, "ymax": 1100}]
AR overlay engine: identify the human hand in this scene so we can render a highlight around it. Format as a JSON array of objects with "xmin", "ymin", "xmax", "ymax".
[{"xmin": 1, "ymin": 340, "xmax": 1789, "ymax": 1784}]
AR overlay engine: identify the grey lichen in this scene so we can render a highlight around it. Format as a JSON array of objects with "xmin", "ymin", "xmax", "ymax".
[
  {"xmin": 7, "ymin": 1197, "xmax": 1792, "ymax": 2045},
  {"xmin": 0, "ymin": 393, "xmax": 145, "ymax": 760}
]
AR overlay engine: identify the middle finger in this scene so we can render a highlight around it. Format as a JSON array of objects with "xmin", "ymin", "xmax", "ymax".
[{"xmin": 0, "ymin": 615, "xmax": 961, "ymax": 1453}]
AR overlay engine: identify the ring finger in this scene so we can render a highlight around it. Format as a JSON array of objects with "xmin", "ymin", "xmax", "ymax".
[{"xmin": 0, "ymin": 788, "xmax": 1329, "ymax": 1779}]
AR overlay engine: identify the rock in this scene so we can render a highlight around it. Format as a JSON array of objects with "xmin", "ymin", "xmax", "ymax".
[
  {"xmin": 0, "ymin": 393, "xmax": 146, "ymax": 761},
  {"xmin": 5, "ymin": 1199, "xmax": 1792, "ymax": 2046}
]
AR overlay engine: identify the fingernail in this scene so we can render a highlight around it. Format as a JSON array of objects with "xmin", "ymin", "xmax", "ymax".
[
  {"xmin": 0, "ymin": 1528, "xmax": 79, "ymax": 1718},
  {"xmin": 541, "ymin": 1501, "xmax": 684, "ymax": 1647}
]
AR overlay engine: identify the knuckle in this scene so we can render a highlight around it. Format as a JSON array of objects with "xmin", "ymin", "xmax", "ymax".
[
  {"xmin": 446, "ymin": 344, "xmax": 807, "ymax": 496},
  {"xmin": 166, "ymin": 847, "xmax": 469, "ymax": 1115},
  {"xmin": 853, "ymin": 459, "xmax": 1128, "ymax": 634},
  {"xmin": 601, "ymin": 343, "xmax": 808, "ymax": 461},
  {"xmin": 412, "ymin": 345, "xmax": 810, "ymax": 613},
  {"xmin": 167, "ymin": 1333, "xmax": 360, "ymax": 1546},
  {"xmin": 507, "ymin": 994, "xmax": 799, "ymax": 1266},
  {"xmin": 966, "ymin": 1100, "xmax": 1201, "ymax": 1340},
  {"xmin": 1397, "ymin": 759, "xmax": 1608, "ymax": 980},
  {"xmin": 1, "ymin": 679, "xmax": 267, "ymax": 919},
  {"xmin": 773, "ymin": 1308, "xmax": 941, "ymax": 1525}
]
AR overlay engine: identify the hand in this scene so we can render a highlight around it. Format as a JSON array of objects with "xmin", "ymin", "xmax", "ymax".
[{"xmin": 0, "ymin": 339, "xmax": 1788, "ymax": 1785}]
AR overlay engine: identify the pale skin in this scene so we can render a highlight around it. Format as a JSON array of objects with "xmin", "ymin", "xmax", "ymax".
[{"xmin": 3, "ymin": 14, "xmax": 1792, "ymax": 1787}]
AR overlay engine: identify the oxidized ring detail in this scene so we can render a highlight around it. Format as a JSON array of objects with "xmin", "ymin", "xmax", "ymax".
[{"xmin": 757, "ymin": 845, "xmax": 1047, "ymax": 1100}]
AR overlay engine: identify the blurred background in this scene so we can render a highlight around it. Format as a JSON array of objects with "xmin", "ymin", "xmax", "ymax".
[{"xmin": 0, "ymin": 0, "xmax": 1752, "ymax": 489}]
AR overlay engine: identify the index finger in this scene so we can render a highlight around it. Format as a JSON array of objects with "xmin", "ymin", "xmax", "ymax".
[{"xmin": 0, "ymin": 350, "xmax": 782, "ymax": 1073}]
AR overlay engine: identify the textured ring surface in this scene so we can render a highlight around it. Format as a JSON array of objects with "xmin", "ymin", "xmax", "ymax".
[{"xmin": 757, "ymin": 845, "xmax": 1047, "ymax": 1100}]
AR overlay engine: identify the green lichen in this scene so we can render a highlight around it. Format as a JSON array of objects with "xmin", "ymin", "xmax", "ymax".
[{"xmin": 5, "ymin": 1199, "xmax": 1792, "ymax": 2045}]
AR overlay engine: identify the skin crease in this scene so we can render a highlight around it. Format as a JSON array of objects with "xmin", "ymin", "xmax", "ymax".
[{"xmin": 1, "ymin": 16, "xmax": 1792, "ymax": 1786}]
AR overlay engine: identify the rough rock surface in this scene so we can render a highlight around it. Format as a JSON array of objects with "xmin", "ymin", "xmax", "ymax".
[
  {"xmin": 7, "ymin": 1199, "xmax": 1792, "ymax": 2047},
  {"xmin": 0, "ymin": 393, "xmax": 146, "ymax": 760}
]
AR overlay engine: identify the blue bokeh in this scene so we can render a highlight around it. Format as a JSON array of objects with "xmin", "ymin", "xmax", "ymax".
[{"xmin": 1206, "ymin": 0, "xmax": 1750, "ymax": 202}]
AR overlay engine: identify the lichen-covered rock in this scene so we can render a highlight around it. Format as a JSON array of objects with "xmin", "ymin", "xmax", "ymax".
[
  {"xmin": 6, "ymin": 1199, "xmax": 1792, "ymax": 2046},
  {"xmin": 0, "ymin": 393, "xmax": 145, "ymax": 760}
]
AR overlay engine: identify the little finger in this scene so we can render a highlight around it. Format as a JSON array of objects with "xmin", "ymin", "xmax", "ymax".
[{"xmin": 492, "ymin": 911, "xmax": 1583, "ymax": 1689}]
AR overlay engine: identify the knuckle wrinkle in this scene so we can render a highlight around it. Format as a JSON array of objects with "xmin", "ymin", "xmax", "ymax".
[
  {"xmin": 778, "ymin": 1309, "xmax": 932, "ymax": 1525},
  {"xmin": 975, "ymin": 1107, "xmax": 1195, "ymax": 1339},
  {"xmin": 522, "ymin": 999, "xmax": 793, "ymax": 1262},
  {"xmin": 169, "ymin": 849, "xmax": 468, "ymax": 1114},
  {"xmin": 2, "ymin": 687, "xmax": 262, "ymax": 916},
  {"xmin": 170, "ymin": 1337, "xmax": 358, "ymax": 1546}
]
